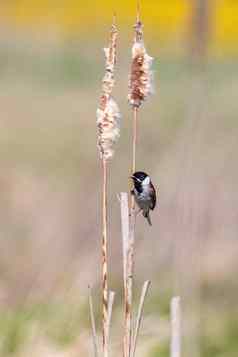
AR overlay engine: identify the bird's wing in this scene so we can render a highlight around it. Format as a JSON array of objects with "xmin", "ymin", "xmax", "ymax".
[{"xmin": 149, "ymin": 184, "xmax": 156, "ymax": 210}]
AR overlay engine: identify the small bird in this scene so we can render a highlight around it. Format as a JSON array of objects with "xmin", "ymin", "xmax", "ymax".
[{"xmin": 131, "ymin": 171, "xmax": 157, "ymax": 226}]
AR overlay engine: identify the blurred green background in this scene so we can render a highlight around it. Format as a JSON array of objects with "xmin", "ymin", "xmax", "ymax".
[{"xmin": 0, "ymin": 1, "xmax": 237, "ymax": 356}]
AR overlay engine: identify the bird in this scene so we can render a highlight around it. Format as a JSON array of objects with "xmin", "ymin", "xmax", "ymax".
[{"xmin": 130, "ymin": 171, "xmax": 157, "ymax": 226}]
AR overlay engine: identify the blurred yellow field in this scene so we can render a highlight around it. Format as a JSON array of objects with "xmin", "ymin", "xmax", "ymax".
[{"xmin": 1, "ymin": 0, "xmax": 238, "ymax": 53}]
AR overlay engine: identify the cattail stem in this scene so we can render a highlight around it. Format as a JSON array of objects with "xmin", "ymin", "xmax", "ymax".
[
  {"xmin": 132, "ymin": 107, "xmax": 138, "ymax": 181},
  {"xmin": 120, "ymin": 191, "xmax": 133, "ymax": 357},
  {"xmin": 123, "ymin": 4, "xmax": 153, "ymax": 355},
  {"xmin": 107, "ymin": 290, "xmax": 115, "ymax": 343},
  {"xmin": 102, "ymin": 158, "xmax": 109, "ymax": 357},
  {"xmin": 120, "ymin": 193, "xmax": 130, "ymax": 293},
  {"xmin": 123, "ymin": 108, "xmax": 139, "ymax": 357},
  {"xmin": 132, "ymin": 280, "xmax": 151, "ymax": 357}
]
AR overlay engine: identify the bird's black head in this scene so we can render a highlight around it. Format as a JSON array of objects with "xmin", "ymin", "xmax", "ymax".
[
  {"xmin": 131, "ymin": 171, "xmax": 148, "ymax": 183},
  {"xmin": 131, "ymin": 171, "xmax": 150, "ymax": 193}
]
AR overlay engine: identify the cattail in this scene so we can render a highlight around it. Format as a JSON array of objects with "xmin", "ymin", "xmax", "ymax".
[
  {"xmin": 96, "ymin": 19, "xmax": 120, "ymax": 357},
  {"xmin": 97, "ymin": 96, "xmax": 120, "ymax": 160},
  {"xmin": 128, "ymin": 20, "xmax": 153, "ymax": 108},
  {"xmin": 97, "ymin": 21, "xmax": 121, "ymax": 161},
  {"xmin": 123, "ymin": 7, "xmax": 154, "ymax": 357}
]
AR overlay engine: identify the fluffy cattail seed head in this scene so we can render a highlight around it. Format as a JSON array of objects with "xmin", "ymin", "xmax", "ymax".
[
  {"xmin": 97, "ymin": 96, "xmax": 120, "ymax": 160},
  {"xmin": 128, "ymin": 20, "xmax": 154, "ymax": 108},
  {"xmin": 97, "ymin": 22, "xmax": 121, "ymax": 161}
]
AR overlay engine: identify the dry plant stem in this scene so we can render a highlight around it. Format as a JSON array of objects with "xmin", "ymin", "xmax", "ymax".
[
  {"xmin": 89, "ymin": 286, "xmax": 99, "ymax": 357},
  {"xmin": 132, "ymin": 280, "xmax": 151, "ymax": 357},
  {"xmin": 132, "ymin": 108, "xmax": 138, "ymax": 174},
  {"xmin": 131, "ymin": 107, "xmax": 138, "ymax": 208},
  {"xmin": 170, "ymin": 296, "xmax": 182, "ymax": 357},
  {"xmin": 120, "ymin": 193, "xmax": 130, "ymax": 293},
  {"xmin": 121, "ymin": 95, "xmax": 139, "ymax": 357},
  {"xmin": 123, "ymin": 5, "xmax": 153, "ymax": 355},
  {"xmin": 107, "ymin": 291, "xmax": 115, "ymax": 343},
  {"xmin": 102, "ymin": 158, "xmax": 109, "ymax": 357},
  {"xmin": 97, "ymin": 18, "xmax": 119, "ymax": 357},
  {"xmin": 126, "ymin": 210, "xmax": 136, "ymax": 357},
  {"xmin": 120, "ymin": 192, "xmax": 130, "ymax": 357},
  {"xmin": 123, "ymin": 107, "xmax": 139, "ymax": 357}
]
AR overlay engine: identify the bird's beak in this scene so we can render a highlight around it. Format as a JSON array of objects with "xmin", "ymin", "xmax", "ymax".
[{"xmin": 130, "ymin": 175, "xmax": 141, "ymax": 182}]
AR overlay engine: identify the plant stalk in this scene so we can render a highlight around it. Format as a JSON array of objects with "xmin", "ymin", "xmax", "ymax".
[
  {"xmin": 132, "ymin": 107, "xmax": 138, "ymax": 208},
  {"xmin": 132, "ymin": 281, "xmax": 151, "ymax": 357},
  {"xmin": 102, "ymin": 158, "xmax": 109, "ymax": 357},
  {"xmin": 123, "ymin": 107, "xmax": 139, "ymax": 357}
]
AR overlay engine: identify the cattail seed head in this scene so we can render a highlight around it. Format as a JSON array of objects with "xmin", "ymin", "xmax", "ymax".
[
  {"xmin": 97, "ymin": 22, "xmax": 121, "ymax": 161},
  {"xmin": 128, "ymin": 20, "xmax": 154, "ymax": 108},
  {"xmin": 97, "ymin": 96, "xmax": 120, "ymax": 160}
]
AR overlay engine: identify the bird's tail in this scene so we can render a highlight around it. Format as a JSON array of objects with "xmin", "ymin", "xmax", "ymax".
[{"xmin": 143, "ymin": 210, "xmax": 152, "ymax": 226}]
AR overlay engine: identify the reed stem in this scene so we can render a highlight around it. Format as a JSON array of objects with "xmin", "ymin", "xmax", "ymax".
[
  {"xmin": 131, "ymin": 107, "xmax": 138, "ymax": 208},
  {"xmin": 132, "ymin": 280, "xmax": 151, "ymax": 357},
  {"xmin": 121, "ymin": 192, "xmax": 131, "ymax": 357},
  {"xmin": 107, "ymin": 290, "xmax": 115, "ymax": 344},
  {"xmin": 102, "ymin": 158, "xmax": 109, "ymax": 357},
  {"xmin": 123, "ymin": 107, "xmax": 139, "ymax": 357}
]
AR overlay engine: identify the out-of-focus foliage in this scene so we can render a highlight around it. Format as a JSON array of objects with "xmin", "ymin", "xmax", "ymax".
[
  {"xmin": 1, "ymin": 0, "xmax": 238, "ymax": 54},
  {"xmin": 0, "ymin": 1, "xmax": 237, "ymax": 357}
]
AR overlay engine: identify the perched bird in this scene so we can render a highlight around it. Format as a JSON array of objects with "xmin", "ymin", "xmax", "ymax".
[{"xmin": 131, "ymin": 171, "xmax": 157, "ymax": 226}]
